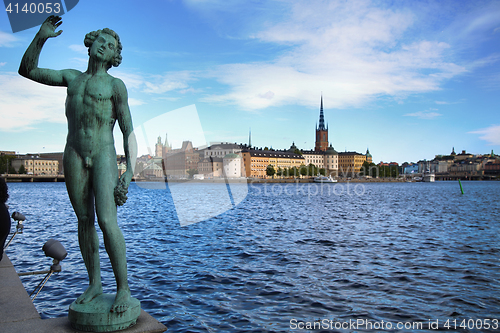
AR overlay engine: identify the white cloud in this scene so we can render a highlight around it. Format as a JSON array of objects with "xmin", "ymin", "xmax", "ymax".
[
  {"xmin": 0, "ymin": 72, "xmax": 66, "ymax": 131},
  {"xmin": 112, "ymin": 70, "xmax": 196, "ymax": 95},
  {"xmin": 0, "ymin": 62, "xmax": 6, "ymax": 67},
  {"xmin": 469, "ymin": 125, "xmax": 500, "ymax": 145},
  {"xmin": 201, "ymin": 0, "xmax": 466, "ymax": 110},
  {"xmin": 0, "ymin": 31, "xmax": 18, "ymax": 47},
  {"xmin": 128, "ymin": 98, "xmax": 146, "ymax": 106},
  {"xmin": 143, "ymin": 71, "xmax": 194, "ymax": 94},
  {"xmin": 404, "ymin": 110, "xmax": 442, "ymax": 119},
  {"xmin": 69, "ymin": 44, "xmax": 88, "ymax": 55}
]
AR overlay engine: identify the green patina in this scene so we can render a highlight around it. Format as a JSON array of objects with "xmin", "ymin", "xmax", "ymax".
[{"xmin": 19, "ymin": 16, "xmax": 139, "ymax": 331}]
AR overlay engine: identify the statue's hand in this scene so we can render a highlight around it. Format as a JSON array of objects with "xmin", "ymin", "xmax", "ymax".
[
  {"xmin": 39, "ymin": 15, "xmax": 63, "ymax": 39},
  {"xmin": 114, "ymin": 171, "xmax": 132, "ymax": 206},
  {"xmin": 114, "ymin": 181, "xmax": 128, "ymax": 206}
]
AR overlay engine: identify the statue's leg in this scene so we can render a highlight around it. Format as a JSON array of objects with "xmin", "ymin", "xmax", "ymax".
[
  {"xmin": 63, "ymin": 146, "xmax": 103, "ymax": 303},
  {"xmin": 93, "ymin": 151, "xmax": 130, "ymax": 313}
]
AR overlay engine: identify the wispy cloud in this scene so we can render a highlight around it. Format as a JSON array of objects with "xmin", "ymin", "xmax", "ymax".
[
  {"xmin": 128, "ymin": 98, "xmax": 146, "ymax": 106},
  {"xmin": 404, "ymin": 110, "xmax": 442, "ymax": 119},
  {"xmin": 201, "ymin": 0, "xmax": 466, "ymax": 110},
  {"xmin": 113, "ymin": 70, "xmax": 197, "ymax": 95},
  {"xmin": 69, "ymin": 44, "xmax": 88, "ymax": 55},
  {"xmin": 0, "ymin": 72, "xmax": 66, "ymax": 131},
  {"xmin": 469, "ymin": 125, "xmax": 500, "ymax": 145},
  {"xmin": 0, "ymin": 31, "xmax": 19, "ymax": 47},
  {"xmin": 435, "ymin": 99, "xmax": 464, "ymax": 105}
]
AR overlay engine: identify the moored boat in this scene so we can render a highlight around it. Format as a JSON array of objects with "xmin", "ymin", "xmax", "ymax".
[{"xmin": 313, "ymin": 176, "xmax": 337, "ymax": 183}]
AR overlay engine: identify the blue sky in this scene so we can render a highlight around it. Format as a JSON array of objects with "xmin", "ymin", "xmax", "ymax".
[{"xmin": 1, "ymin": 0, "xmax": 499, "ymax": 164}]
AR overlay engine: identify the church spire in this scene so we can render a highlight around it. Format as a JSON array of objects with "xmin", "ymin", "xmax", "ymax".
[
  {"xmin": 249, "ymin": 128, "xmax": 252, "ymax": 148},
  {"xmin": 318, "ymin": 94, "xmax": 326, "ymax": 130}
]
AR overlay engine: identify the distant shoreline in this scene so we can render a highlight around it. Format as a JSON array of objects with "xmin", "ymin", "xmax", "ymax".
[{"xmin": 2, "ymin": 175, "xmax": 497, "ymax": 183}]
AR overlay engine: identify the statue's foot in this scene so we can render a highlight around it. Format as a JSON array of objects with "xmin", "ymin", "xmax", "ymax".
[
  {"xmin": 111, "ymin": 288, "xmax": 131, "ymax": 313},
  {"xmin": 76, "ymin": 284, "xmax": 103, "ymax": 304}
]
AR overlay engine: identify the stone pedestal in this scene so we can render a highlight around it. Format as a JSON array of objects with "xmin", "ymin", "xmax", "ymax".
[{"xmin": 69, "ymin": 294, "xmax": 141, "ymax": 332}]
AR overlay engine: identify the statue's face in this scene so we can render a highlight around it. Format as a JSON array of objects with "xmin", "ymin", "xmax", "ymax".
[{"xmin": 90, "ymin": 33, "xmax": 117, "ymax": 65}]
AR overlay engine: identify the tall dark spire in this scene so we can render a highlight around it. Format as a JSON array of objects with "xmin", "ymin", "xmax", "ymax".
[
  {"xmin": 249, "ymin": 128, "xmax": 252, "ymax": 148},
  {"xmin": 318, "ymin": 94, "xmax": 326, "ymax": 130}
]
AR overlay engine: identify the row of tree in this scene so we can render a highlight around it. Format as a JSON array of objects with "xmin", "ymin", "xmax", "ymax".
[
  {"xmin": 358, "ymin": 161, "xmax": 399, "ymax": 178},
  {"xmin": 266, "ymin": 163, "xmax": 326, "ymax": 178},
  {"xmin": 0, "ymin": 155, "xmax": 30, "ymax": 174},
  {"xmin": 0, "ymin": 155, "xmax": 16, "ymax": 174}
]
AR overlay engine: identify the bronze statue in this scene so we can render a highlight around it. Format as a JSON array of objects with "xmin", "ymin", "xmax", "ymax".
[{"xmin": 19, "ymin": 15, "xmax": 138, "ymax": 322}]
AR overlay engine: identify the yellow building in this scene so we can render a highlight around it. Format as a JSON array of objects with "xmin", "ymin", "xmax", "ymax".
[
  {"xmin": 338, "ymin": 152, "xmax": 367, "ymax": 177},
  {"xmin": 242, "ymin": 149, "xmax": 304, "ymax": 178},
  {"xmin": 12, "ymin": 156, "xmax": 59, "ymax": 176}
]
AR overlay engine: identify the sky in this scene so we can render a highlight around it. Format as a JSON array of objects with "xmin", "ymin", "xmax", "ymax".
[{"xmin": 1, "ymin": 0, "xmax": 499, "ymax": 164}]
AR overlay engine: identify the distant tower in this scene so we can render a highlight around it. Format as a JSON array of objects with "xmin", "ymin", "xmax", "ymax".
[
  {"xmin": 315, "ymin": 95, "xmax": 328, "ymax": 152},
  {"xmin": 155, "ymin": 135, "xmax": 163, "ymax": 157},
  {"xmin": 249, "ymin": 128, "xmax": 252, "ymax": 148},
  {"xmin": 451, "ymin": 147, "xmax": 456, "ymax": 156},
  {"xmin": 366, "ymin": 148, "xmax": 372, "ymax": 163},
  {"xmin": 164, "ymin": 133, "xmax": 172, "ymax": 153}
]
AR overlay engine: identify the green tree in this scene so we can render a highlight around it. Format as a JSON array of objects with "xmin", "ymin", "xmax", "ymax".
[
  {"xmin": 187, "ymin": 168, "xmax": 198, "ymax": 179},
  {"xmin": 299, "ymin": 164, "xmax": 308, "ymax": 177},
  {"xmin": 266, "ymin": 164, "xmax": 275, "ymax": 178},
  {"xmin": 319, "ymin": 168, "xmax": 326, "ymax": 176},
  {"xmin": 18, "ymin": 164, "xmax": 27, "ymax": 174},
  {"xmin": 276, "ymin": 167, "xmax": 283, "ymax": 178},
  {"xmin": 0, "ymin": 155, "xmax": 16, "ymax": 174},
  {"xmin": 306, "ymin": 163, "xmax": 318, "ymax": 177},
  {"xmin": 289, "ymin": 166, "xmax": 299, "ymax": 178},
  {"xmin": 360, "ymin": 161, "xmax": 378, "ymax": 177}
]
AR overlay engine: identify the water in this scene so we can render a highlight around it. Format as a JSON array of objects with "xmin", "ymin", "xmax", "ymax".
[{"xmin": 4, "ymin": 181, "xmax": 500, "ymax": 332}]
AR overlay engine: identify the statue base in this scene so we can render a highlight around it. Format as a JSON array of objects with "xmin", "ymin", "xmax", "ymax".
[{"xmin": 68, "ymin": 293, "xmax": 141, "ymax": 332}]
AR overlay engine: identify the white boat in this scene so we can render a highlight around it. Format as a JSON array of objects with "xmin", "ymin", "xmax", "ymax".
[
  {"xmin": 314, "ymin": 176, "xmax": 337, "ymax": 183},
  {"xmin": 423, "ymin": 173, "xmax": 435, "ymax": 182}
]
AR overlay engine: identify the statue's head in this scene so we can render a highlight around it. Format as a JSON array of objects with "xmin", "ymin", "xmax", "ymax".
[{"xmin": 84, "ymin": 28, "xmax": 122, "ymax": 69}]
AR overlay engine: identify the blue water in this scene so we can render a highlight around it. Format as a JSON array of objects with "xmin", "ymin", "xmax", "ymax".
[{"xmin": 4, "ymin": 181, "xmax": 500, "ymax": 332}]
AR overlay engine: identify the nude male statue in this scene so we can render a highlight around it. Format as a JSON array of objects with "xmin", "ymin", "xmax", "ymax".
[{"xmin": 19, "ymin": 16, "xmax": 137, "ymax": 313}]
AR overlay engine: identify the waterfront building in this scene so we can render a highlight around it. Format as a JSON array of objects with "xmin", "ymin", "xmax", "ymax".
[
  {"xmin": 403, "ymin": 163, "xmax": 419, "ymax": 175},
  {"xmin": 324, "ymin": 145, "xmax": 339, "ymax": 176},
  {"xmin": 11, "ymin": 156, "xmax": 59, "ymax": 176},
  {"xmin": 164, "ymin": 141, "xmax": 200, "ymax": 178},
  {"xmin": 141, "ymin": 158, "xmax": 164, "ymax": 178},
  {"xmin": 301, "ymin": 144, "xmax": 339, "ymax": 177},
  {"xmin": 223, "ymin": 153, "xmax": 243, "ymax": 178},
  {"xmin": 484, "ymin": 159, "xmax": 500, "ymax": 176},
  {"xmin": 301, "ymin": 150, "xmax": 325, "ymax": 168},
  {"xmin": 198, "ymin": 157, "xmax": 224, "ymax": 178},
  {"xmin": 454, "ymin": 150, "xmax": 474, "ymax": 161},
  {"xmin": 242, "ymin": 149, "xmax": 304, "ymax": 179},
  {"xmin": 449, "ymin": 162, "xmax": 483, "ymax": 178},
  {"xmin": 204, "ymin": 143, "xmax": 242, "ymax": 159},
  {"xmin": 338, "ymin": 152, "xmax": 366, "ymax": 177}
]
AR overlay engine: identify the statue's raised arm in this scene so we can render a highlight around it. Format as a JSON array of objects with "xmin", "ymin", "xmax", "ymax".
[{"xmin": 19, "ymin": 15, "xmax": 80, "ymax": 87}]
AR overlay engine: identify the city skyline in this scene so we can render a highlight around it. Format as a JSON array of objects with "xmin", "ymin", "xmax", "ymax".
[{"xmin": 1, "ymin": 0, "xmax": 499, "ymax": 164}]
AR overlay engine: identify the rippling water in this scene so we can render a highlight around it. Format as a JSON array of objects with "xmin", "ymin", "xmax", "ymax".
[{"xmin": 4, "ymin": 181, "xmax": 500, "ymax": 332}]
